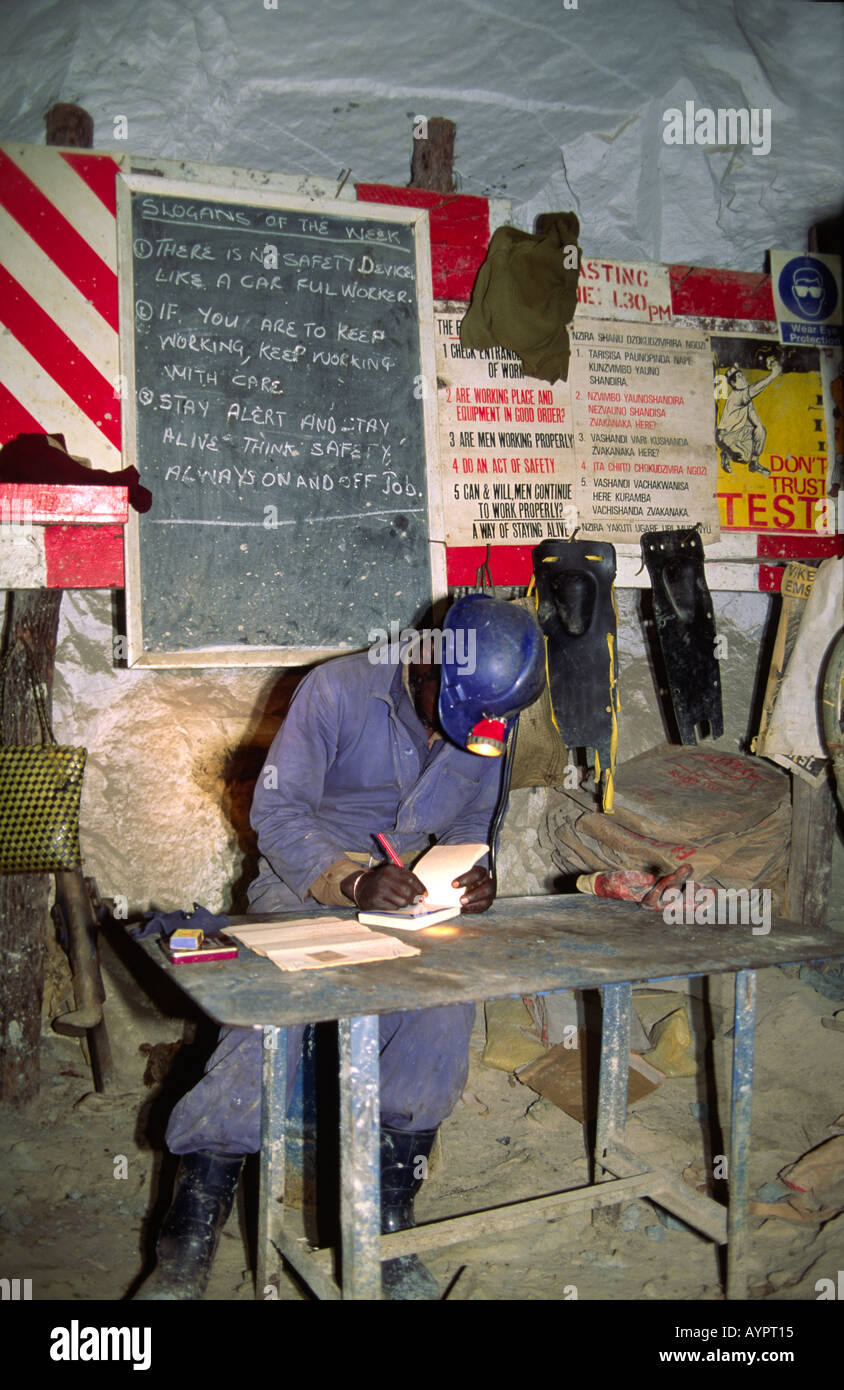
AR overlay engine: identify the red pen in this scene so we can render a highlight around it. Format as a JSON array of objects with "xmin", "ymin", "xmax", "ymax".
[{"xmin": 375, "ymin": 832, "xmax": 404, "ymax": 867}]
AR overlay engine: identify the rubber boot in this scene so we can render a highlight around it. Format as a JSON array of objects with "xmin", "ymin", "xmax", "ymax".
[
  {"xmin": 380, "ymin": 1127, "xmax": 439, "ymax": 1301},
  {"xmin": 134, "ymin": 1150, "xmax": 243, "ymax": 1300}
]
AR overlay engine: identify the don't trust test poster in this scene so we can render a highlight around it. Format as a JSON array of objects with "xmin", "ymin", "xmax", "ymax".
[{"xmin": 712, "ymin": 336, "xmax": 829, "ymax": 537}]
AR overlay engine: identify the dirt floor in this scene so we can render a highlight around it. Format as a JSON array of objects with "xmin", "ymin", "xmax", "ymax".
[{"xmin": 1, "ymin": 933, "xmax": 842, "ymax": 1315}]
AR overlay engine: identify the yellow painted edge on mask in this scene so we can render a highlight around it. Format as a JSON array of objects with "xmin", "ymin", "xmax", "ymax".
[
  {"xmin": 544, "ymin": 635, "xmax": 561, "ymax": 735},
  {"xmin": 611, "ymin": 581, "xmax": 620, "ymax": 715},
  {"xmin": 527, "ymin": 575, "xmax": 561, "ymax": 735},
  {"xmin": 603, "ymin": 628, "xmax": 618, "ymax": 814}
]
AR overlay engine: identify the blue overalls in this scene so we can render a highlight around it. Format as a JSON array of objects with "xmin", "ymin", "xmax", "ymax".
[{"xmin": 166, "ymin": 648, "xmax": 502, "ymax": 1155}]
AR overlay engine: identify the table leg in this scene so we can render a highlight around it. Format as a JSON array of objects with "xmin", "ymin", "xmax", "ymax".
[
  {"xmin": 596, "ymin": 983, "xmax": 632, "ymax": 1174},
  {"xmin": 257, "ymin": 1025, "xmax": 287, "ymax": 1298},
  {"xmin": 727, "ymin": 969, "xmax": 757, "ymax": 1301},
  {"xmin": 338, "ymin": 1014, "xmax": 381, "ymax": 1301}
]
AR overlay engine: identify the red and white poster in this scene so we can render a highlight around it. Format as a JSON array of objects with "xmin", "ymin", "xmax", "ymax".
[{"xmin": 435, "ymin": 308, "xmax": 719, "ymax": 547}]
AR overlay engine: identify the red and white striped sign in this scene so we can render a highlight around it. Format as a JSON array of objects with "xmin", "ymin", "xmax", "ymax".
[{"xmin": 0, "ymin": 144, "xmax": 126, "ymax": 469}]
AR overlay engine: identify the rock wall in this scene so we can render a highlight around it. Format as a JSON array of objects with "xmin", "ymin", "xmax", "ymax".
[
  {"xmin": 51, "ymin": 589, "xmax": 299, "ymax": 914},
  {"xmin": 2, "ymin": 0, "xmax": 842, "ymax": 921},
  {"xmin": 3, "ymin": 0, "xmax": 841, "ymax": 264},
  {"xmin": 40, "ymin": 583, "xmax": 785, "ymax": 914}
]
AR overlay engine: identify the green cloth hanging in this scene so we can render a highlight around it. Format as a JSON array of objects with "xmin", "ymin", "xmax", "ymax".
[{"xmin": 460, "ymin": 212, "xmax": 581, "ymax": 383}]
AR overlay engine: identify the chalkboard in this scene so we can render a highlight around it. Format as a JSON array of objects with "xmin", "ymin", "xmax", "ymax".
[{"xmin": 117, "ymin": 175, "xmax": 443, "ymax": 666}]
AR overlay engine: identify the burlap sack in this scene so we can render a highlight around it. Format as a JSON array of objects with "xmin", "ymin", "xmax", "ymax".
[{"xmin": 539, "ymin": 743, "xmax": 791, "ymax": 904}]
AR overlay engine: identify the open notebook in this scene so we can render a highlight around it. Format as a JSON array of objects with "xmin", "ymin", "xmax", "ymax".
[
  {"xmin": 227, "ymin": 917, "xmax": 420, "ymax": 971},
  {"xmin": 357, "ymin": 842, "xmax": 488, "ymax": 930}
]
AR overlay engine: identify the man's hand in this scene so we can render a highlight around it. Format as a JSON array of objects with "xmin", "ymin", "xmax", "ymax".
[
  {"xmin": 454, "ymin": 865, "xmax": 495, "ymax": 914},
  {"xmin": 341, "ymin": 864, "xmax": 427, "ymax": 911}
]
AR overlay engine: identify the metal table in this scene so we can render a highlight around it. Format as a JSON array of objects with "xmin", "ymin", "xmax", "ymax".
[{"xmin": 137, "ymin": 896, "xmax": 844, "ymax": 1301}]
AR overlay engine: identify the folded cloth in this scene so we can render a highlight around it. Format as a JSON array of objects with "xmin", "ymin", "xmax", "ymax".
[
  {"xmin": 459, "ymin": 212, "xmax": 581, "ymax": 383},
  {"xmin": 0, "ymin": 432, "xmax": 152, "ymax": 513},
  {"xmin": 131, "ymin": 903, "xmax": 231, "ymax": 940}
]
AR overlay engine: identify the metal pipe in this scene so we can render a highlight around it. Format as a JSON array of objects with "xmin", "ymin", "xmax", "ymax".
[
  {"xmin": 727, "ymin": 970, "xmax": 757, "ymax": 1300},
  {"xmin": 339, "ymin": 1014, "xmax": 381, "ymax": 1300}
]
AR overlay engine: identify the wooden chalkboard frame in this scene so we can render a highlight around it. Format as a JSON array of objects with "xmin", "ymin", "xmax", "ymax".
[{"xmin": 116, "ymin": 174, "xmax": 445, "ymax": 667}]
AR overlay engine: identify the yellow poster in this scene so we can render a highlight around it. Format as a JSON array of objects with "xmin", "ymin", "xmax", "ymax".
[{"xmin": 712, "ymin": 337, "xmax": 828, "ymax": 534}]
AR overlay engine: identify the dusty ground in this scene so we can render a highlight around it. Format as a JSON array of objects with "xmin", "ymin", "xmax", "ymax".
[{"xmin": 1, "ymin": 936, "xmax": 842, "ymax": 1312}]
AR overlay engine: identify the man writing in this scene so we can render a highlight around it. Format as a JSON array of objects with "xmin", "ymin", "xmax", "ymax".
[{"xmin": 137, "ymin": 594, "xmax": 545, "ymax": 1300}]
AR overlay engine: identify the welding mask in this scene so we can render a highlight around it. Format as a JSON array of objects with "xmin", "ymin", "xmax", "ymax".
[{"xmin": 438, "ymin": 595, "xmax": 546, "ymax": 756}]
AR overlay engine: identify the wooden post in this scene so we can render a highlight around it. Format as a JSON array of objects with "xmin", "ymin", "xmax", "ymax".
[
  {"xmin": 409, "ymin": 117, "xmax": 456, "ymax": 194},
  {"xmin": 0, "ymin": 103, "xmax": 94, "ymax": 1106},
  {"xmin": 0, "ymin": 599, "xmax": 63, "ymax": 1105},
  {"xmin": 785, "ymin": 775, "xmax": 837, "ymax": 931},
  {"xmin": 44, "ymin": 103, "xmax": 94, "ymax": 149}
]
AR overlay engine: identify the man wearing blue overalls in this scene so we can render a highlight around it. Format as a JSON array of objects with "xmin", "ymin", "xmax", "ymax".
[{"xmin": 138, "ymin": 595, "xmax": 545, "ymax": 1300}]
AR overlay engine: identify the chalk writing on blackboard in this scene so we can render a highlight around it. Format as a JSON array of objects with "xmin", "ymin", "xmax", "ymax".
[{"xmin": 118, "ymin": 177, "xmax": 442, "ymax": 667}]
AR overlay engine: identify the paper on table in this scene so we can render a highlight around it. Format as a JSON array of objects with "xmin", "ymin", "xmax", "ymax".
[
  {"xmin": 227, "ymin": 917, "xmax": 420, "ymax": 972},
  {"xmin": 411, "ymin": 842, "xmax": 488, "ymax": 907}
]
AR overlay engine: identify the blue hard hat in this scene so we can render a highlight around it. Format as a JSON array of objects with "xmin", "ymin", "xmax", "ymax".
[{"xmin": 438, "ymin": 595, "xmax": 546, "ymax": 755}]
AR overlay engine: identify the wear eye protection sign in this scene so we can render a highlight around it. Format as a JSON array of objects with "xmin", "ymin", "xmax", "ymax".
[{"xmin": 770, "ymin": 250, "xmax": 842, "ymax": 349}]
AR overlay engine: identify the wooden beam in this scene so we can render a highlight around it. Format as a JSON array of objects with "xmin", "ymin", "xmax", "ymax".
[
  {"xmin": 0, "ymin": 483, "xmax": 130, "ymax": 524},
  {"xmin": 302, "ymin": 1172, "xmax": 659, "ymax": 1273},
  {"xmin": 44, "ymin": 103, "xmax": 94, "ymax": 149},
  {"xmin": 786, "ymin": 774, "xmax": 837, "ymax": 930},
  {"xmin": 409, "ymin": 116, "xmax": 456, "ymax": 194},
  {"xmin": 0, "ymin": 591, "xmax": 63, "ymax": 1105},
  {"xmin": 0, "ymin": 103, "xmax": 95, "ymax": 1106}
]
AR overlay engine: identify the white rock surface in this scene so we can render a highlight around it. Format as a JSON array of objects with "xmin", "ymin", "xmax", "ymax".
[
  {"xmin": 2, "ymin": 0, "xmax": 842, "ymax": 914},
  {"xmin": 3, "ymin": 0, "xmax": 841, "ymax": 264},
  {"xmin": 52, "ymin": 589, "xmax": 295, "ymax": 914}
]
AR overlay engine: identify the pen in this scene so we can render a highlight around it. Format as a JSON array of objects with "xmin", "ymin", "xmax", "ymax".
[{"xmin": 375, "ymin": 832, "xmax": 404, "ymax": 867}]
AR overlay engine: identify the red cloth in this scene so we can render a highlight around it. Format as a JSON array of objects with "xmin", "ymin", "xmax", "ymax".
[{"xmin": 0, "ymin": 433, "xmax": 151, "ymax": 512}]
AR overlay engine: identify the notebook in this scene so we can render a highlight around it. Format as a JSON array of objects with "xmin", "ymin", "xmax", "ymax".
[{"xmin": 357, "ymin": 842, "xmax": 488, "ymax": 930}]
